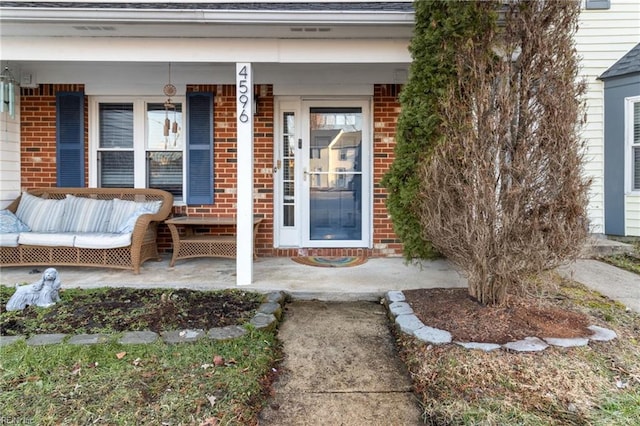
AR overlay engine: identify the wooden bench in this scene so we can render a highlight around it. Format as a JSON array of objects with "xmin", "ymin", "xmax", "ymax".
[{"xmin": 165, "ymin": 216, "xmax": 263, "ymax": 266}]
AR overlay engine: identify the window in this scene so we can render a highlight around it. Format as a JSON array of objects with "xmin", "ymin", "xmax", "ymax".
[
  {"xmin": 146, "ymin": 103, "xmax": 183, "ymax": 197},
  {"xmin": 92, "ymin": 98, "xmax": 185, "ymax": 201},
  {"xmin": 628, "ymin": 97, "xmax": 640, "ymax": 192}
]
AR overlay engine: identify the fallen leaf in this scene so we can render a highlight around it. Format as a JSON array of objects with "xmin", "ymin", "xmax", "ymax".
[
  {"xmin": 226, "ymin": 358, "xmax": 237, "ymax": 365},
  {"xmin": 616, "ymin": 379, "xmax": 628, "ymax": 389},
  {"xmin": 116, "ymin": 352, "xmax": 127, "ymax": 360},
  {"xmin": 133, "ymin": 358, "xmax": 142, "ymax": 366},
  {"xmin": 200, "ymin": 363, "xmax": 214, "ymax": 370},
  {"xmin": 71, "ymin": 366, "xmax": 82, "ymax": 376},
  {"xmin": 199, "ymin": 417, "xmax": 219, "ymax": 426},
  {"xmin": 206, "ymin": 394, "xmax": 217, "ymax": 407},
  {"xmin": 213, "ymin": 355, "xmax": 224, "ymax": 366}
]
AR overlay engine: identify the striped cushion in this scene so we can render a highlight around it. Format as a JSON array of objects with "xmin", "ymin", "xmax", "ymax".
[
  {"xmin": 61, "ymin": 195, "xmax": 113, "ymax": 233},
  {"xmin": 15, "ymin": 192, "xmax": 66, "ymax": 232},
  {"xmin": 107, "ymin": 198, "xmax": 161, "ymax": 233}
]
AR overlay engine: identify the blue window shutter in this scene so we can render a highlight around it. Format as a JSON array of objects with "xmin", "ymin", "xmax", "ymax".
[
  {"xmin": 56, "ymin": 91, "xmax": 85, "ymax": 187},
  {"xmin": 186, "ymin": 92, "xmax": 214, "ymax": 205}
]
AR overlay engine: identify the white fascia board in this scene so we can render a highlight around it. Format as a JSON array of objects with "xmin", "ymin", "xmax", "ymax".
[
  {"xmin": 0, "ymin": 8, "xmax": 414, "ymax": 25},
  {"xmin": 1, "ymin": 37, "xmax": 411, "ymax": 64}
]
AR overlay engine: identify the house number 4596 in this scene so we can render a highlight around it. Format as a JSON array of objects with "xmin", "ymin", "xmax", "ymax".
[{"xmin": 237, "ymin": 66, "xmax": 250, "ymax": 123}]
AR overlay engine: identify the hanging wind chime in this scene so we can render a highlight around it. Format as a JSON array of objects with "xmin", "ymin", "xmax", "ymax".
[
  {"xmin": 0, "ymin": 66, "xmax": 18, "ymax": 119},
  {"xmin": 163, "ymin": 63, "xmax": 179, "ymax": 149}
]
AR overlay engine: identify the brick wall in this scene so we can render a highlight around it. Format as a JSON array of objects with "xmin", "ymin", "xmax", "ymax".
[
  {"xmin": 19, "ymin": 84, "xmax": 88, "ymax": 190},
  {"xmin": 165, "ymin": 84, "xmax": 276, "ymax": 255},
  {"xmin": 18, "ymin": 82, "xmax": 403, "ymax": 258},
  {"xmin": 372, "ymin": 84, "xmax": 403, "ymax": 256}
]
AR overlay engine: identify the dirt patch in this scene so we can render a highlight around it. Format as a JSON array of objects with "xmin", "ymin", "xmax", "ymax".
[
  {"xmin": 2, "ymin": 284, "xmax": 594, "ymax": 345},
  {"xmin": 0, "ymin": 287, "xmax": 263, "ymax": 336},
  {"xmin": 404, "ymin": 287, "xmax": 592, "ymax": 344}
]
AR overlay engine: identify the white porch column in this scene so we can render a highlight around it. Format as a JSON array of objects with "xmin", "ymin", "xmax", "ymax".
[{"xmin": 235, "ymin": 63, "xmax": 254, "ymax": 285}]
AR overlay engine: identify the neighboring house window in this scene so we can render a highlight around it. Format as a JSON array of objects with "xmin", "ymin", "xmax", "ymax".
[
  {"xmin": 92, "ymin": 98, "xmax": 185, "ymax": 201},
  {"xmin": 628, "ymin": 97, "xmax": 640, "ymax": 192}
]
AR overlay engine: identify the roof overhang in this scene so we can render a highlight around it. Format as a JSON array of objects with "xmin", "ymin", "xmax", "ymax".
[
  {"xmin": 0, "ymin": 2, "xmax": 415, "ymax": 39},
  {"xmin": 0, "ymin": 2, "xmax": 414, "ymax": 64},
  {"xmin": 1, "ymin": 8, "xmax": 414, "ymax": 25}
]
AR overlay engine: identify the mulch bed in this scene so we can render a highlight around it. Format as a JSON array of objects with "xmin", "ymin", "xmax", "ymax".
[
  {"xmin": 404, "ymin": 288, "xmax": 593, "ymax": 344},
  {"xmin": 0, "ymin": 288, "xmax": 262, "ymax": 336}
]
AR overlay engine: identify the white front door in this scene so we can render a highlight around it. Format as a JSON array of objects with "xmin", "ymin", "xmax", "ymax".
[{"xmin": 274, "ymin": 98, "xmax": 371, "ymax": 248}]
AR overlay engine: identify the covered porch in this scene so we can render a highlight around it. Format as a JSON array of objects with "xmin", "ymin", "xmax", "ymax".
[{"xmin": 0, "ymin": 1, "xmax": 415, "ymax": 287}]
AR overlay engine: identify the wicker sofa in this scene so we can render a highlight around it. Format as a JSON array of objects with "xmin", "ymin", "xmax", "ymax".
[{"xmin": 0, "ymin": 188, "xmax": 173, "ymax": 274}]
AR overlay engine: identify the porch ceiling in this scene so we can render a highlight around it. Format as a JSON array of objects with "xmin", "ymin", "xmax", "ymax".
[{"xmin": 8, "ymin": 61, "xmax": 410, "ymax": 93}]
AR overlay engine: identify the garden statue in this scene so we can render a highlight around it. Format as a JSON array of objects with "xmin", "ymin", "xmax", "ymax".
[{"xmin": 6, "ymin": 267, "xmax": 62, "ymax": 311}]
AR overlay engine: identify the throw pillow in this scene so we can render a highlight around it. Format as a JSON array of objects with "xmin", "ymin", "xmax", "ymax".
[
  {"xmin": 61, "ymin": 195, "xmax": 113, "ymax": 233},
  {"xmin": 108, "ymin": 198, "xmax": 162, "ymax": 233},
  {"xmin": 15, "ymin": 192, "xmax": 66, "ymax": 232},
  {"xmin": 117, "ymin": 207, "xmax": 155, "ymax": 234},
  {"xmin": 0, "ymin": 209, "xmax": 31, "ymax": 233}
]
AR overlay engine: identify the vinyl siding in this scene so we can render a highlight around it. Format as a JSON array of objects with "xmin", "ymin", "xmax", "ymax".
[
  {"xmin": 627, "ymin": 194, "xmax": 640, "ymax": 236},
  {"xmin": 575, "ymin": 0, "xmax": 640, "ymax": 234},
  {"xmin": 0, "ymin": 99, "xmax": 20, "ymax": 208}
]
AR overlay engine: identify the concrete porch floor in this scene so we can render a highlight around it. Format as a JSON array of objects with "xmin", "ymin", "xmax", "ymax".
[
  {"xmin": 0, "ymin": 237, "xmax": 633, "ymax": 302},
  {"xmin": 0, "ymin": 256, "xmax": 468, "ymax": 301}
]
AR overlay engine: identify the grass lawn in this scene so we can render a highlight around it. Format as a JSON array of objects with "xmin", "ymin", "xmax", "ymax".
[
  {"xmin": 2, "ymin": 269, "xmax": 639, "ymax": 425},
  {"xmin": 0, "ymin": 288, "xmax": 280, "ymax": 425},
  {"xmin": 398, "ymin": 276, "xmax": 640, "ymax": 425}
]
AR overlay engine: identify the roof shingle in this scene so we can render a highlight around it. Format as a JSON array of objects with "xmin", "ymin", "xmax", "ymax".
[
  {"xmin": 0, "ymin": 2, "xmax": 415, "ymax": 12},
  {"xmin": 599, "ymin": 43, "xmax": 640, "ymax": 80}
]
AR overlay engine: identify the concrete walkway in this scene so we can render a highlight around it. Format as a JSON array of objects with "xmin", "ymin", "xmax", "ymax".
[
  {"xmin": 558, "ymin": 259, "xmax": 640, "ymax": 313},
  {"xmin": 258, "ymin": 301, "xmax": 422, "ymax": 426}
]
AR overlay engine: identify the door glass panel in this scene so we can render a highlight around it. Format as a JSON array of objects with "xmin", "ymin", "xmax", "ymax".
[
  {"xmin": 282, "ymin": 112, "xmax": 296, "ymax": 227},
  {"xmin": 309, "ymin": 107, "xmax": 362, "ymax": 241}
]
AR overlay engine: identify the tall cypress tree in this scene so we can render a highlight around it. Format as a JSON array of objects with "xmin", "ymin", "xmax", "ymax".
[
  {"xmin": 382, "ymin": 0, "xmax": 497, "ymax": 260},
  {"xmin": 388, "ymin": 0, "xmax": 589, "ymax": 305}
]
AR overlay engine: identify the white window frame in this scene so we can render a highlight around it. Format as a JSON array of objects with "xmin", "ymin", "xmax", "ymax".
[
  {"xmin": 625, "ymin": 96, "xmax": 640, "ymax": 194},
  {"xmin": 89, "ymin": 96, "xmax": 186, "ymax": 204}
]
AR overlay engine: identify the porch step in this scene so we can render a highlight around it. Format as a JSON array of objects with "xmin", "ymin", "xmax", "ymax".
[{"xmin": 582, "ymin": 236, "xmax": 636, "ymax": 258}]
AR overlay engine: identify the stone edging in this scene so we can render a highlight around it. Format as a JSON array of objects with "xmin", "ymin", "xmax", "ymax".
[
  {"xmin": 384, "ymin": 290, "xmax": 617, "ymax": 353},
  {"xmin": 0, "ymin": 292, "xmax": 285, "ymax": 347}
]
